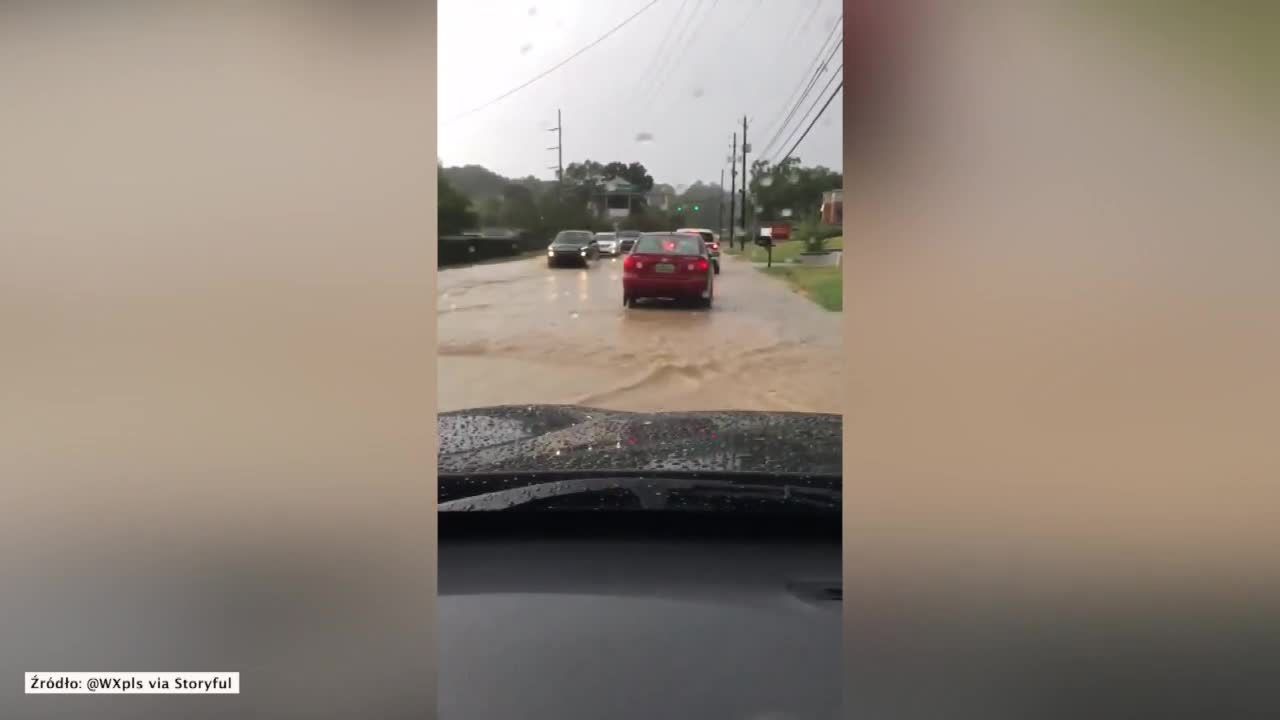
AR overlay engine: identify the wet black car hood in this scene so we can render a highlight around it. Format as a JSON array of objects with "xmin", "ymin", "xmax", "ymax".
[{"xmin": 437, "ymin": 404, "xmax": 842, "ymax": 475}]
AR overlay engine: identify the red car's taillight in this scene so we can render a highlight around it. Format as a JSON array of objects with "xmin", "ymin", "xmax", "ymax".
[
  {"xmin": 710, "ymin": 243, "xmax": 719, "ymax": 251},
  {"xmin": 693, "ymin": 258, "xmax": 710, "ymax": 273},
  {"xmin": 623, "ymin": 255, "xmax": 637, "ymax": 271}
]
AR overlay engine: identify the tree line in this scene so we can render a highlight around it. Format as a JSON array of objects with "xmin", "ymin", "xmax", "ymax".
[{"xmin": 438, "ymin": 158, "xmax": 841, "ymax": 239}]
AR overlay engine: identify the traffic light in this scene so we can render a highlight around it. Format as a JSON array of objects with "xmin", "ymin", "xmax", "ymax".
[
  {"xmin": 692, "ymin": 204, "xmax": 700, "ymax": 211},
  {"xmin": 675, "ymin": 205, "xmax": 684, "ymax": 212}
]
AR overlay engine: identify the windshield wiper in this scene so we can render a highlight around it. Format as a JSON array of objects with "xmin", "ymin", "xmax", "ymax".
[{"xmin": 438, "ymin": 473, "xmax": 840, "ymax": 513}]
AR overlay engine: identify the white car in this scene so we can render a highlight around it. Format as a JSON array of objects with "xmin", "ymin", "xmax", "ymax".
[
  {"xmin": 675, "ymin": 228, "xmax": 720, "ymax": 274},
  {"xmin": 594, "ymin": 232, "xmax": 620, "ymax": 256}
]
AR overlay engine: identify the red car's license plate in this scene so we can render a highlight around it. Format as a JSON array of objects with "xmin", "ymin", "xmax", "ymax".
[{"xmin": 654, "ymin": 264, "xmax": 675, "ymax": 273}]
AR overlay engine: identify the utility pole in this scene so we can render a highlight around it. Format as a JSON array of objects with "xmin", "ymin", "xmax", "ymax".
[
  {"xmin": 740, "ymin": 115, "xmax": 749, "ymax": 250},
  {"xmin": 718, "ymin": 168, "xmax": 725, "ymax": 238},
  {"xmin": 728, "ymin": 132, "xmax": 737, "ymax": 251},
  {"xmin": 546, "ymin": 108, "xmax": 563, "ymax": 200}
]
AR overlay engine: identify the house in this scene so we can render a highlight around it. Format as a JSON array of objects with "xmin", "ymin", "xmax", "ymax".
[
  {"xmin": 820, "ymin": 189, "xmax": 843, "ymax": 226},
  {"xmin": 589, "ymin": 177, "xmax": 648, "ymax": 220},
  {"xmin": 646, "ymin": 184, "xmax": 675, "ymax": 212}
]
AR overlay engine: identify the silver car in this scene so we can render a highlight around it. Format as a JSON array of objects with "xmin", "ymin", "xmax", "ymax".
[{"xmin": 594, "ymin": 231, "xmax": 620, "ymax": 256}]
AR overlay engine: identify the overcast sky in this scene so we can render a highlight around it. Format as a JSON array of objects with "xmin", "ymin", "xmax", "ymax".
[{"xmin": 438, "ymin": 0, "xmax": 843, "ymax": 189}]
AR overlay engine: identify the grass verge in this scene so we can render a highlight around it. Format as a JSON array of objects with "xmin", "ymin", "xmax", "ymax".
[
  {"xmin": 748, "ymin": 236, "xmax": 842, "ymax": 264},
  {"xmin": 762, "ymin": 265, "xmax": 842, "ymax": 311}
]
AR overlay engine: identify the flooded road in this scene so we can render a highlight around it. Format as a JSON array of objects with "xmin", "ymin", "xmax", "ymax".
[{"xmin": 437, "ymin": 253, "xmax": 841, "ymax": 413}]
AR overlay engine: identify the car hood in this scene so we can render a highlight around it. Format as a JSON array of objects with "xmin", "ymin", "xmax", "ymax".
[{"xmin": 437, "ymin": 404, "xmax": 841, "ymax": 475}]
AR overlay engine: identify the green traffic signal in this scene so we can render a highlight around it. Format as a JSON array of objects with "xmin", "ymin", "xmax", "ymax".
[{"xmin": 692, "ymin": 204, "xmax": 700, "ymax": 211}]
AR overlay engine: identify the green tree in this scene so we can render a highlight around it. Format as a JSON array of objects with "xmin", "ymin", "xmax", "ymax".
[
  {"xmin": 442, "ymin": 164, "xmax": 511, "ymax": 200},
  {"xmin": 565, "ymin": 158, "xmax": 655, "ymax": 194},
  {"xmin": 477, "ymin": 196, "xmax": 502, "ymax": 226},
  {"xmin": 748, "ymin": 157, "xmax": 841, "ymax": 224},
  {"xmin": 438, "ymin": 165, "xmax": 477, "ymax": 235},
  {"xmin": 671, "ymin": 181, "xmax": 725, "ymax": 229},
  {"xmin": 601, "ymin": 161, "xmax": 654, "ymax": 192},
  {"xmin": 498, "ymin": 183, "xmax": 540, "ymax": 230}
]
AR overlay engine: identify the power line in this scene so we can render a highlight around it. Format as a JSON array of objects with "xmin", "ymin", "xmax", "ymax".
[
  {"xmin": 780, "ymin": 0, "xmax": 823, "ymax": 49},
  {"xmin": 636, "ymin": 0, "xmax": 713, "ymax": 111},
  {"xmin": 706, "ymin": 0, "xmax": 761, "ymax": 64},
  {"xmin": 756, "ymin": 18, "xmax": 843, "ymax": 161},
  {"xmin": 443, "ymin": 0, "xmax": 664, "ymax": 126},
  {"xmin": 762, "ymin": 13, "xmax": 841, "ymax": 141},
  {"xmin": 630, "ymin": 0, "xmax": 693, "ymax": 107},
  {"xmin": 771, "ymin": 64, "xmax": 842, "ymax": 165},
  {"xmin": 758, "ymin": 41, "xmax": 841, "ymax": 163},
  {"xmin": 755, "ymin": 13, "xmax": 842, "ymax": 160},
  {"xmin": 795, "ymin": 0, "xmax": 826, "ymax": 38},
  {"xmin": 778, "ymin": 81, "xmax": 842, "ymax": 166}
]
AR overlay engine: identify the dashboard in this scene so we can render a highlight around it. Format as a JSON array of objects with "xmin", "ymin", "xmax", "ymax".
[{"xmin": 439, "ymin": 515, "xmax": 841, "ymax": 720}]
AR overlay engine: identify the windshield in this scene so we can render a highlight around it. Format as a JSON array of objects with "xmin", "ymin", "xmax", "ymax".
[
  {"xmin": 634, "ymin": 234, "xmax": 704, "ymax": 256},
  {"xmin": 553, "ymin": 231, "xmax": 592, "ymax": 245},
  {"xmin": 437, "ymin": 1, "xmax": 844, "ymax": 488}
]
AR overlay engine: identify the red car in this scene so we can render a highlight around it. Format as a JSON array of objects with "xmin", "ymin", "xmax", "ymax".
[{"xmin": 622, "ymin": 232, "xmax": 715, "ymax": 309}]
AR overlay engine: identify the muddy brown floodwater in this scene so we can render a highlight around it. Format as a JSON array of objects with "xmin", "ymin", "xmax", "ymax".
[{"xmin": 437, "ymin": 253, "xmax": 841, "ymax": 413}]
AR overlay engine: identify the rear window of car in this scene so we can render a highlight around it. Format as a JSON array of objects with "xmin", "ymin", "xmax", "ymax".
[
  {"xmin": 677, "ymin": 229, "xmax": 716, "ymax": 244},
  {"xmin": 634, "ymin": 234, "xmax": 704, "ymax": 256}
]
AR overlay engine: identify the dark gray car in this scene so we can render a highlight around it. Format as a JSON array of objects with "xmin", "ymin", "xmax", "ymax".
[
  {"xmin": 616, "ymin": 229, "xmax": 642, "ymax": 255},
  {"xmin": 547, "ymin": 230, "xmax": 598, "ymax": 267}
]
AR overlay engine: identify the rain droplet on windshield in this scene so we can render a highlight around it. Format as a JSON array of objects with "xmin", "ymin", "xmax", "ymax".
[
  {"xmin": 635, "ymin": 131, "xmax": 654, "ymax": 143},
  {"xmin": 520, "ymin": 43, "xmax": 533, "ymax": 55},
  {"xmin": 569, "ymin": 311, "xmax": 579, "ymax": 319},
  {"xmin": 691, "ymin": 86, "xmax": 704, "ymax": 99},
  {"xmin": 528, "ymin": 5, "xmax": 537, "ymax": 16}
]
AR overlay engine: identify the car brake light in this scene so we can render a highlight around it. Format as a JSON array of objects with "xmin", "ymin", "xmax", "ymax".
[
  {"xmin": 694, "ymin": 258, "xmax": 709, "ymax": 272},
  {"xmin": 710, "ymin": 243, "xmax": 719, "ymax": 250}
]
